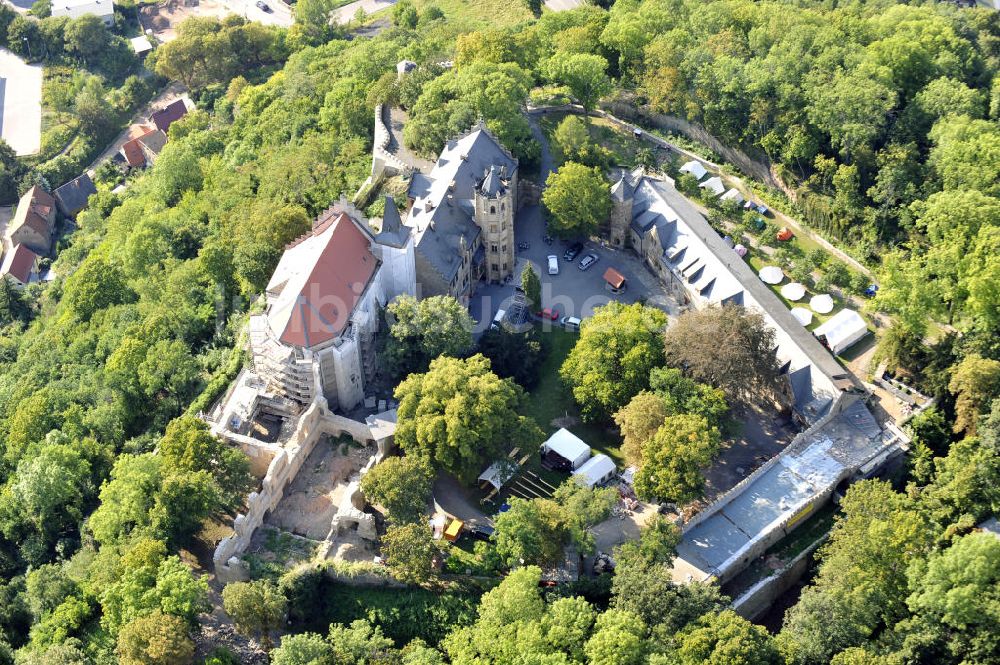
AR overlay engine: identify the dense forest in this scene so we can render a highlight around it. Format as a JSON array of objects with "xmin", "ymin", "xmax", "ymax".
[{"xmin": 0, "ymin": 0, "xmax": 997, "ymax": 663}]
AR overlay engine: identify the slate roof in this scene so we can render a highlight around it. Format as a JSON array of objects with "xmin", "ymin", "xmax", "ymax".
[
  {"xmin": 138, "ymin": 129, "xmax": 168, "ymax": 155},
  {"xmin": 265, "ymin": 209, "xmax": 380, "ymax": 349},
  {"xmin": 478, "ymin": 165, "xmax": 506, "ymax": 198},
  {"xmin": 150, "ymin": 99, "xmax": 188, "ymax": 134},
  {"xmin": 406, "ymin": 123, "xmax": 517, "ymax": 283},
  {"xmin": 611, "ymin": 170, "xmax": 636, "ymax": 202},
  {"xmin": 374, "ymin": 196, "xmax": 410, "ymax": 249},
  {"xmin": 53, "ymin": 173, "xmax": 97, "ymax": 218}
]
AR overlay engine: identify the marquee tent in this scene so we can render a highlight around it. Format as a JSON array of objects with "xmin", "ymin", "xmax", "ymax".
[
  {"xmin": 541, "ymin": 428, "xmax": 591, "ymax": 470},
  {"xmin": 574, "ymin": 454, "xmax": 617, "ymax": 488},
  {"xmin": 813, "ymin": 308, "xmax": 868, "ymax": 354},
  {"xmin": 699, "ymin": 176, "xmax": 725, "ymax": 196},
  {"xmin": 679, "ymin": 160, "xmax": 708, "ymax": 180}
]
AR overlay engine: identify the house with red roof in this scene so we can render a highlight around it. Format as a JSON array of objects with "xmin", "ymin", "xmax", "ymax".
[
  {"xmin": 0, "ymin": 244, "xmax": 40, "ymax": 287},
  {"xmin": 248, "ymin": 199, "xmax": 415, "ymax": 411},
  {"xmin": 5, "ymin": 186, "xmax": 57, "ymax": 255},
  {"xmin": 119, "ymin": 125, "xmax": 168, "ymax": 169}
]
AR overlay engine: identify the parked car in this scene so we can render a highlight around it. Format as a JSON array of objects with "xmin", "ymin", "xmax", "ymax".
[
  {"xmin": 579, "ymin": 253, "xmax": 599, "ymax": 271},
  {"xmin": 491, "ymin": 308, "xmax": 506, "ymax": 329},
  {"xmin": 563, "ymin": 242, "xmax": 584, "ymax": 262},
  {"xmin": 561, "ymin": 315, "xmax": 581, "ymax": 331},
  {"xmin": 537, "ymin": 307, "xmax": 560, "ymax": 320},
  {"xmin": 547, "ymin": 254, "xmax": 559, "ymax": 275},
  {"xmin": 776, "ymin": 227, "xmax": 794, "ymax": 241},
  {"xmin": 468, "ymin": 524, "xmax": 494, "ymax": 541},
  {"xmin": 256, "ymin": 1, "xmax": 273, "ymax": 11}
]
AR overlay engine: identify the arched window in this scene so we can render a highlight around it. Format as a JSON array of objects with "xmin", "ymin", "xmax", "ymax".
[{"xmin": 490, "ymin": 205, "xmax": 496, "ymax": 214}]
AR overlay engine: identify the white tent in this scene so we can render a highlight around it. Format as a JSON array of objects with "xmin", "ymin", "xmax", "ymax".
[
  {"xmin": 720, "ymin": 188, "xmax": 744, "ymax": 205},
  {"xmin": 790, "ymin": 307, "xmax": 813, "ymax": 326},
  {"xmin": 541, "ymin": 428, "xmax": 591, "ymax": 470},
  {"xmin": 679, "ymin": 160, "xmax": 708, "ymax": 180},
  {"xmin": 813, "ymin": 309, "xmax": 868, "ymax": 354},
  {"xmin": 809, "ymin": 293, "xmax": 834, "ymax": 314},
  {"xmin": 478, "ymin": 460, "xmax": 517, "ymax": 491},
  {"xmin": 781, "ymin": 282, "xmax": 806, "ymax": 301},
  {"xmin": 734, "ymin": 244, "xmax": 748, "ymax": 257},
  {"xmin": 699, "ymin": 176, "xmax": 725, "ymax": 196},
  {"xmin": 759, "ymin": 266, "xmax": 784, "ymax": 284},
  {"xmin": 574, "ymin": 454, "xmax": 617, "ymax": 488}
]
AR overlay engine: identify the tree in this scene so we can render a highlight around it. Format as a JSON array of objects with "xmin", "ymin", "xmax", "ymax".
[
  {"xmin": 662, "ymin": 305, "xmax": 780, "ymax": 407},
  {"xmin": 560, "ymin": 302, "xmax": 668, "ymax": 422},
  {"xmin": 615, "ymin": 392, "xmax": 669, "ymax": 467},
  {"xmin": 63, "ymin": 255, "xmax": 133, "ymax": 321},
  {"xmin": 116, "ymin": 611, "xmax": 195, "ymax": 665},
  {"xmin": 476, "ymin": 326, "xmax": 545, "ymax": 389},
  {"xmin": 552, "ymin": 115, "xmax": 592, "ymax": 166},
  {"xmin": 381, "ymin": 523, "xmax": 437, "ymax": 585},
  {"xmin": 271, "ymin": 633, "xmax": 334, "ymax": 665},
  {"xmin": 222, "ymin": 580, "xmax": 287, "ymax": 651},
  {"xmin": 158, "ymin": 416, "xmax": 252, "ymax": 511},
  {"xmin": 385, "ymin": 294, "xmax": 473, "ymax": 378},
  {"xmin": 901, "ymin": 532, "xmax": 1000, "ymax": 663},
  {"xmin": 521, "ymin": 263, "xmax": 541, "ymax": 311},
  {"xmin": 391, "ymin": 0, "xmax": 418, "ymax": 28},
  {"xmin": 633, "ymin": 415, "xmax": 721, "ymax": 503},
  {"xmin": 64, "ymin": 14, "xmax": 108, "ymax": 62},
  {"xmin": 493, "ymin": 496, "xmax": 569, "ymax": 566},
  {"xmin": 546, "ymin": 54, "xmax": 612, "ymax": 112},
  {"xmin": 394, "ymin": 355, "xmax": 543, "ymax": 481},
  {"xmin": 584, "ymin": 609, "xmax": 646, "ymax": 665},
  {"xmin": 542, "ymin": 162, "xmax": 611, "ymax": 239},
  {"xmin": 327, "ymin": 620, "xmax": 395, "ymax": 663},
  {"xmin": 360, "ymin": 455, "xmax": 433, "ymax": 525},
  {"xmin": 948, "ymin": 354, "xmax": 1000, "ymax": 435},
  {"xmin": 675, "ymin": 610, "xmax": 782, "ymax": 665},
  {"xmin": 74, "ymin": 76, "xmax": 114, "ymax": 135}
]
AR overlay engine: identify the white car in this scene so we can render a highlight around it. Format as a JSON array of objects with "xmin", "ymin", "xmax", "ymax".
[{"xmin": 547, "ymin": 255, "xmax": 559, "ymax": 275}]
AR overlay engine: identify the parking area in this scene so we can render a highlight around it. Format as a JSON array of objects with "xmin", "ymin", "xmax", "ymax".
[
  {"xmin": 469, "ymin": 203, "xmax": 677, "ymax": 330},
  {"xmin": 0, "ymin": 48, "xmax": 42, "ymax": 157},
  {"xmin": 140, "ymin": 0, "xmax": 292, "ymax": 43}
]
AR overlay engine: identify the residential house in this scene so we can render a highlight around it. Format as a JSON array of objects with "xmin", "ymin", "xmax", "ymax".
[
  {"xmin": 0, "ymin": 244, "xmax": 41, "ymax": 287},
  {"xmin": 120, "ymin": 126, "xmax": 167, "ymax": 169},
  {"xmin": 405, "ymin": 123, "xmax": 519, "ymax": 303},
  {"xmin": 53, "ymin": 173, "xmax": 97, "ymax": 219},
  {"xmin": 5, "ymin": 186, "xmax": 56, "ymax": 255},
  {"xmin": 150, "ymin": 99, "xmax": 189, "ymax": 134},
  {"xmin": 51, "ymin": 0, "xmax": 114, "ymax": 25},
  {"xmin": 249, "ymin": 200, "xmax": 415, "ymax": 412}
]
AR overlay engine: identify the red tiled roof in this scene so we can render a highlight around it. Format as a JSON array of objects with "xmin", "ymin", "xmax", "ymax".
[
  {"xmin": 150, "ymin": 99, "xmax": 188, "ymax": 133},
  {"xmin": 0, "ymin": 244, "xmax": 39, "ymax": 285},
  {"xmin": 274, "ymin": 211, "xmax": 379, "ymax": 348},
  {"xmin": 603, "ymin": 267, "xmax": 626, "ymax": 289}
]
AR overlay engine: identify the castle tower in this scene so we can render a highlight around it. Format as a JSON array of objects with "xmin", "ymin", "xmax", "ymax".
[
  {"xmin": 609, "ymin": 171, "xmax": 634, "ymax": 249},
  {"xmin": 373, "ymin": 195, "xmax": 416, "ymax": 300},
  {"xmin": 473, "ymin": 165, "xmax": 516, "ymax": 284}
]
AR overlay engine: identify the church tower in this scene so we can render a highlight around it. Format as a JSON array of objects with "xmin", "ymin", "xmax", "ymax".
[{"xmin": 473, "ymin": 165, "xmax": 516, "ymax": 284}]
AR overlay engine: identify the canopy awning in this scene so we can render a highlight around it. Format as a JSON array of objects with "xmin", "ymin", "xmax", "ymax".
[
  {"xmin": 781, "ymin": 282, "xmax": 806, "ymax": 301},
  {"xmin": 759, "ymin": 266, "xmax": 784, "ymax": 284},
  {"xmin": 574, "ymin": 454, "xmax": 616, "ymax": 488}
]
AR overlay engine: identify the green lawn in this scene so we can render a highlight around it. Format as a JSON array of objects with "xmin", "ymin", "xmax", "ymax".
[
  {"xmin": 412, "ymin": 0, "xmax": 534, "ymax": 27},
  {"xmin": 538, "ymin": 111, "xmax": 662, "ymax": 173},
  {"xmin": 524, "ymin": 327, "xmax": 626, "ymax": 467}
]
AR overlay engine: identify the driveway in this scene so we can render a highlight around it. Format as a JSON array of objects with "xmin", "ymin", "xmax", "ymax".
[
  {"xmin": 469, "ymin": 116, "xmax": 676, "ymax": 329},
  {"xmin": 0, "ymin": 48, "xmax": 42, "ymax": 157},
  {"xmin": 333, "ymin": 0, "xmax": 395, "ymax": 24}
]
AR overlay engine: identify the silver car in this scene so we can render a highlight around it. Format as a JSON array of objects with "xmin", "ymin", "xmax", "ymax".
[{"xmin": 578, "ymin": 253, "xmax": 599, "ymax": 271}]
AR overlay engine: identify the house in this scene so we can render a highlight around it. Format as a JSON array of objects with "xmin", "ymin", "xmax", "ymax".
[
  {"xmin": 150, "ymin": 99, "xmax": 189, "ymax": 134},
  {"xmin": 120, "ymin": 126, "xmax": 167, "ymax": 169},
  {"xmin": 249, "ymin": 200, "xmax": 415, "ymax": 412},
  {"xmin": 51, "ymin": 0, "xmax": 114, "ymax": 25},
  {"xmin": 53, "ymin": 173, "xmax": 97, "ymax": 219},
  {"xmin": 6, "ymin": 186, "xmax": 56, "ymax": 255},
  {"xmin": 405, "ymin": 123, "xmax": 520, "ymax": 304},
  {"xmin": 0, "ymin": 244, "xmax": 40, "ymax": 287}
]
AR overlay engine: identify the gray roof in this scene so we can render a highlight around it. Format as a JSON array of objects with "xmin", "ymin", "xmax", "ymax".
[
  {"xmin": 138, "ymin": 130, "xmax": 167, "ymax": 155},
  {"xmin": 406, "ymin": 124, "xmax": 517, "ymax": 282},
  {"xmin": 53, "ymin": 173, "xmax": 97, "ymax": 217},
  {"xmin": 375, "ymin": 196, "xmax": 410, "ymax": 249},
  {"xmin": 479, "ymin": 165, "xmax": 506, "ymax": 198}
]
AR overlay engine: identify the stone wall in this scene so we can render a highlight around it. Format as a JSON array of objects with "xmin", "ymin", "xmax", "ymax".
[
  {"xmin": 372, "ymin": 105, "xmax": 410, "ymax": 179},
  {"xmin": 212, "ymin": 398, "xmax": 377, "ymax": 584},
  {"xmin": 731, "ymin": 536, "xmax": 826, "ymax": 621}
]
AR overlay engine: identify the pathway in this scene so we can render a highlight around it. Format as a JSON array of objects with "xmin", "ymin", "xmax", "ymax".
[{"xmin": 333, "ymin": 0, "xmax": 396, "ymax": 25}]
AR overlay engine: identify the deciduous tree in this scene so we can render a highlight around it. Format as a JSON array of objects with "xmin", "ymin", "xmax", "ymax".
[
  {"xmin": 222, "ymin": 580, "xmax": 287, "ymax": 651},
  {"xmin": 542, "ymin": 162, "xmax": 611, "ymax": 239},
  {"xmin": 116, "ymin": 611, "xmax": 195, "ymax": 665},
  {"xmin": 381, "ymin": 523, "xmax": 437, "ymax": 585},
  {"xmin": 633, "ymin": 414, "xmax": 721, "ymax": 503},
  {"xmin": 360, "ymin": 455, "xmax": 433, "ymax": 525}
]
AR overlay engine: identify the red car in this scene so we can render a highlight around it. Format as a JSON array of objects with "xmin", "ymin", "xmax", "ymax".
[{"xmin": 537, "ymin": 307, "xmax": 560, "ymax": 321}]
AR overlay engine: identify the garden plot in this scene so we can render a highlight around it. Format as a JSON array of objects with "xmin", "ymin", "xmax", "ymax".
[{"xmin": 0, "ymin": 48, "xmax": 42, "ymax": 156}]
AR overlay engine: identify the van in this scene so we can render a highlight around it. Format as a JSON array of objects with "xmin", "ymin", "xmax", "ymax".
[{"xmin": 491, "ymin": 308, "xmax": 506, "ymax": 329}]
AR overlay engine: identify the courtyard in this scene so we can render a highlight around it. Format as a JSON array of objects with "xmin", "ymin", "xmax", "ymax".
[{"xmin": 0, "ymin": 48, "xmax": 42, "ymax": 157}]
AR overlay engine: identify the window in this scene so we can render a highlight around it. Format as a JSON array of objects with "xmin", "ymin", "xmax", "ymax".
[
  {"xmin": 491, "ymin": 263, "xmax": 499, "ymax": 272},
  {"xmin": 503, "ymin": 262, "xmax": 508, "ymax": 270},
  {"xmin": 491, "ymin": 243, "xmax": 498, "ymax": 252},
  {"xmin": 490, "ymin": 224, "xmax": 498, "ymax": 233},
  {"xmin": 490, "ymin": 205, "xmax": 496, "ymax": 214},
  {"xmin": 501, "ymin": 244, "xmax": 506, "ymax": 252},
  {"xmin": 501, "ymin": 203, "xmax": 505, "ymax": 212}
]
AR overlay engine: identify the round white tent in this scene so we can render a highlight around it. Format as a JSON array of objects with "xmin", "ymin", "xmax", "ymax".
[
  {"xmin": 790, "ymin": 307, "xmax": 813, "ymax": 326},
  {"xmin": 759, "ymin": 266, "xmax": 784, "ymax": 284},
  {"xmin": 781, "ymin": 282, "xmax": 806, "ymax": 301},
  {"xmin": 810, "ymin": 293, "xmax": 834, "ymax": 314}
]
